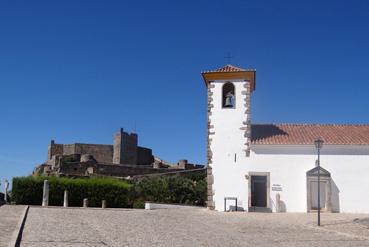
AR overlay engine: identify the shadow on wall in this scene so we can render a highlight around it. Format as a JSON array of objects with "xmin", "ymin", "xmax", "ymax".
[
  {"xmin": 331, "ymin": 179, "xmax": 340, "ymax": 213},
  {"xmin": 275, "ymin": 193, "xmax": 287, "ymax": 213},
  {"xmin": 251, "ymin": 125, "xmax": 288, "ymax": 143}
]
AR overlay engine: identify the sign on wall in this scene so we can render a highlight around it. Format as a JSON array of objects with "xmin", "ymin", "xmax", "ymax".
[{"xmin": 272, "ymin": 184, "xmax": 282, "ymax": 191}]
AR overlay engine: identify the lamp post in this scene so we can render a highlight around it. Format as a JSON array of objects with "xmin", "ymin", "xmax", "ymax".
[{"xmin": 314, "ymin": 138, "xmax": 324, "ymax": 226}]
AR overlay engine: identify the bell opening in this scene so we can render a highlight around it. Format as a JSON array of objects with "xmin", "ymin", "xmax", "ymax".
[{"xmin": 222, "ymin": 82, "xmax": 235, "ymax": 108}]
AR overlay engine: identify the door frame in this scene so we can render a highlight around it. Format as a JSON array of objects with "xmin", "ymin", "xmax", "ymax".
[
  {"xmin": 306, "ymin": 166, "xmax": 332, "ymax": 213},
  {"xmin": 248, "ymin": 172, "xmax": 271, "ymax": 212}
]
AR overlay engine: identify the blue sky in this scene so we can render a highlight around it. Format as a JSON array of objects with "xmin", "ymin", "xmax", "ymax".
[{"xmin": 1, "ymin": 0, "xmax": 369, "ymax": 184}]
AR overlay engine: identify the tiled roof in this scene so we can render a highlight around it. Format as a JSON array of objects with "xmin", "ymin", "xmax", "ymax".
[
  {"xmin": 251, "ymin": 124, "xmax": 369, "ymax": 145},
  {"xmin": 202, "ymin": 64, "xmax": 255, "ymax": 73}
]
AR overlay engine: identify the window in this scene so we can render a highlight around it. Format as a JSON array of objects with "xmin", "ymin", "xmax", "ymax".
[{"xmin": 222, "ymin": 82, "xmax": 235, "ymax": 108}]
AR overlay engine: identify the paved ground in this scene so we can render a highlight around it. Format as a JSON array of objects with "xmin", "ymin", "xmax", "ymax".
[
  {"xmin": 17, "ymin": 206, "xmax": 369, "ymax": 247},
  {"xmin": 0, "ymin": 205, "xmax": 27, "ymax": 247}
]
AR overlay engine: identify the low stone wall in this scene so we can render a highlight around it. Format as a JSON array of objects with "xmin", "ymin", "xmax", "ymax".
[
  {"xmin": 58, "ymin": 162, "xmax": 204, "ymax": 178},
  {"xmin": 131, "ymin": 168, "xmax": 206, "ymax": 180},
  {"xmin": 145, "ymin": 202, "xmax": 204, "ymax": 210}
]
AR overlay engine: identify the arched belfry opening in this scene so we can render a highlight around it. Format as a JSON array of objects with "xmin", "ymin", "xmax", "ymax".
[{"xmin": 222, "ymin": 82, "xmax": 235, "ymax": 108}]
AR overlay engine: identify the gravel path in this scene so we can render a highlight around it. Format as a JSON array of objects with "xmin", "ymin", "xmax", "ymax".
[
  {"xmin": 20, "ymin": 207, "xmax": 369, "ymax": 247},
  {"xmin": 0, "ymin": 205, "xmax": 27, "ymax": 247}
]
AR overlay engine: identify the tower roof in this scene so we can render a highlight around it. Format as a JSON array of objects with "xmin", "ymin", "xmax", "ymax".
[
  {"xmin": 204, "ymin": 64, "xmax": 253, "ymax": 73},
  {"xmin": 201, "ymin": 64, "xmax": 256, "ymax": 91}
]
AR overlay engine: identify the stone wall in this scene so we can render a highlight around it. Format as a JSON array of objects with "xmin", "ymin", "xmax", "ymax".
[
  {"xmin": 48, "ymin": 141, "xmax": 63, "ymax": 160},
  {"xmin": 137, "ymin": 147, "xmax": 153, "ymax": 165},
  {"xmin": 121, "ymin": 133, "xmax": 138, "ymax": 165},
  {"xmin": 113, "ymin": 128, "xmax": 138, "ymax": 165},
  {"xmin": 47, "ymin": 129, "xmax": 156, "ymax": 167},
  {"xmin": 73, "ymin": 144, "xmax": 113, "ymax": 163},
  {"xmin": 58, "ymin": 162, "xmax": 197, "ymax": 178},
  {"xmin": 63, "ymin": 144, "xmax": 76, "ymax": 156},
  {"xmin": 54, "ymin": 143, "xmax": 114, "ymax": 164},
  {"xmin": 207, "ymin": 83, "xmax": 215, "ymax": 210},
  {"xmin": 113, "ymin": 130, "xmax": 123, "ymax": 164},
  {"xmin": 242, "ymin": 82, "xmax": 252, "ymax": 157}
]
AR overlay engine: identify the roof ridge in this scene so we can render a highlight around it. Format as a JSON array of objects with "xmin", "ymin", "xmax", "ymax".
[
  {"xmin": 251, "ymin": 123, "xmax": 369, "ymax": 126},
  {"xmin": 201, "ymin": 64, "xmax": 256, "ymax": 73}
]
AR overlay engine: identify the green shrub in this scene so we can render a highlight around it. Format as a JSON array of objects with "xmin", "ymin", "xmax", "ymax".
[
  {"xmin": 12, "ymin": 176, "xmax": 132, "ymax": 208},
  {"xmin": 134, "ymin": 175, "xmax": 206, "ymax": 206},
  {"xmin": 12, "ymin": 173, "xmax": 207, "ymax": 208},
  {"xmin": 132, "ymin": 199, "xmax": 145, "ymax": 209}
]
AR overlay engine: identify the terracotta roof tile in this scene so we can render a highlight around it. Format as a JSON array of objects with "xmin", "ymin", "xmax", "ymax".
[
  {"xmin": 202, "ymin": 64, "xmax": 255, "ymax": 73},
  {"xmin": 251, "ymin": 124, "xmax": 369, "ymax": 145}
]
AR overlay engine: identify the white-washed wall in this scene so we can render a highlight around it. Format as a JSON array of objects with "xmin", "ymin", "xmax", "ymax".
[
  {"xmin": 212, "ymin": 142, "xmax": 369, "ymax": 213},
  {"xmin": 253, "ymin": 145, "xmax": 369, "ymax": 213},
  {"xmin": 209, "ymin": 80, "xmax": 250, "ymax": 211}
]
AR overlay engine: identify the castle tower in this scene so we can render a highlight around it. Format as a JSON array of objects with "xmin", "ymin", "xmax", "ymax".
[
  {"xmin": 113, "ymin": 128, "xmax": 138, "ymax": 165},
  {"xmin": 202, "ymin": 64, "xmax": 256, "ymax": 210}
]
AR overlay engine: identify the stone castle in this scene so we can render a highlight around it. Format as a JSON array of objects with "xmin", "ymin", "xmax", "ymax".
[{"xmin": 34, "ymin": 128, "xmax": 204, "ymax": 178}]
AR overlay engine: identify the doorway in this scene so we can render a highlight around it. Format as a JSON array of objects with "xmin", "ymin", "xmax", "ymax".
[
  {"xmin": 251, "ymin": 176, "xmax": 267, "ymax": 207},
  {"xmin": 310, "ymin": 181, "xmax": 327, "ymax": 210},
  {"xmin": 306, "ymin": 166, "xmax": 333, "ymax": 212},
  {"xmin": 248, "ymin": 172, "xmax": 271, "ymax": 212}
]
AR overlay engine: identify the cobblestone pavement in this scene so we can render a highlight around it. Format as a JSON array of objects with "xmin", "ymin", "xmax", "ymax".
[
  {"xmin": 20, "ymin": 207, "xmax": 369, "ymax": 247},
  {"xmin": 0, "ymin": 205, "xmax": 27, "ymax": 247}
]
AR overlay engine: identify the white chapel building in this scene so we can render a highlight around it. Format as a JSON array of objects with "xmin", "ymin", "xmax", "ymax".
[{"xmin": 202, "ymin": 64, "xmax": 369, "ymax": 213}]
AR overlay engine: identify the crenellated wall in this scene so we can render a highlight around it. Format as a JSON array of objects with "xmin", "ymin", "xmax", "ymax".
[
  {"xmin": 48, "ymin": 140, "xmax": 63, "ymax": 160},
  {"xmin": 47, "ymin": 129, "xmax": 153, "ymax": 166}
]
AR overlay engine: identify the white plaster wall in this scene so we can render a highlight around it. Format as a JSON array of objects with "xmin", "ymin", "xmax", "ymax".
[
  {"xmin": 209, "ymin": 80, "xmax": 250, "ymax": 211},
  {"xmin": 250, "ymin": 145, "xmax": 369, "ymax": 213},
  {"xmin": 209, "ymin": 80, "xmax": 369, "ymax": 213},
  {"xmin": 212, "ymin": 141, "xmax": 369, "ymax": 213}
]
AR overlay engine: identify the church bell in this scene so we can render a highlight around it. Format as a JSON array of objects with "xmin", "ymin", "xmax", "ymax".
[{"xmin": 224, "ymin": 93, "xmax": 234, "ymax": 107}]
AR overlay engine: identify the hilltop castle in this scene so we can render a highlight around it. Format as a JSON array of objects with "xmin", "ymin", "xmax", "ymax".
[{"xmin": 34, "ymin": 128, "xmax": 204, "ymax": 178}]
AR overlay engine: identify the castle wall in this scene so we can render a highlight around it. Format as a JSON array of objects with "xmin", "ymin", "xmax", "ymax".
[
  {"xmin": 58, "ymin": 162, "xmax": 192, "ymax": 177},
  {"xmin": 63, "ymin": 144, "xmax": 76, "ymax": 155},
  {"xmin": 48, "ymin": 141, "xmax": 63, "ymax": 160},
  {"xmin": 61, "ymin": 143, "xmax": 113, "ymax": 163},
  {"xmin": 47, "ymin": 129, "xmax": 153, "ymax": 167},
  {"xmin": 137, "ymin": 147, "xmax": 153, "ymax": 165},
  {"xmin": 73, "ymin": 144, "xmax": 113, "ymax": 163},
  {"xmin": 121, "ymin": 133, "xmax": 138, "ymax": 165},
  {"xmin": 113, "ymin": 131, "xmax": 122, "ymax": 164},
  {"xmin": 113, "ymin": 129, "xmax": 138, "ymax": 165}
]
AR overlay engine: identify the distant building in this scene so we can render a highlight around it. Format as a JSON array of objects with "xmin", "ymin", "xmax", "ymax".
[
  {"xmin": 204, "ymin": 64, "xmax": 369, "ymax": 213},
  {"xmin": 34, "ymin": 128, "xmax": 204, "ymax": 178}
]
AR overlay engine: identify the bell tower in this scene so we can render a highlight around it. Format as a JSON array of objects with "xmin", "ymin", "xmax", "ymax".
[{"xmin": 202, "ymin": 64, "xmax": 256, "ymax": 210}]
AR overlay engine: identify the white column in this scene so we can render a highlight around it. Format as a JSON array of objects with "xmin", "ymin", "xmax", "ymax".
[
  {"xmin": 63, "ymin": 190, "xmax": 68, "ymax": 207},
  {"xmin": 42, "ymin": 180, "xmax": 49, "ymax": 207}
]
